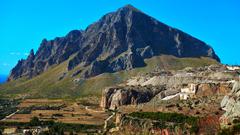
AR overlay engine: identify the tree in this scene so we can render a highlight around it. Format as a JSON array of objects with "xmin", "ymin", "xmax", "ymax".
[{"xmin": 29, "ymin": 117, "xmax": 41, "ymax": 126}]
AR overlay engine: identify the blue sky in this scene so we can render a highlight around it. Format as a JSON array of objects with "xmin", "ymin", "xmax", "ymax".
[{"xmin": 0, "ymin": 0, "xmax": 240, "ymax": 75}]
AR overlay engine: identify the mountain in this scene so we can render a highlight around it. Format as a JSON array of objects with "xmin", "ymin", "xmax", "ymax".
[
  {"xmin": 8, "ymin": 4, "xmax": 220, "ymax": 82},
  {"xmin": 0, "ymin": 5, "xmax": 220, "ymax": 98}
]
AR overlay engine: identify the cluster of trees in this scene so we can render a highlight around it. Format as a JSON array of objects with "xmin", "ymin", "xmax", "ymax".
[
  {"xmin": 0, "ymin": 99, "xmax": 20, "ymax": 119},
  {"xmin": 129, "ymin": 112, "xmax": 199, "ymax": 133},
  {"xmin": 129, "ymin": 112, "xmax": 198, "ymax": 124},
  {"xmin": 30, "ymin": 117, "xmax": 101, "ymax": 134},
  {"xmin": 0, "ymin": 117, "xmax": 101, "ymax": 135}
]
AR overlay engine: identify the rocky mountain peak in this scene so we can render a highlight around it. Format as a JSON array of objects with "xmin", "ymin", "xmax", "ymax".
[
  {"xmin": 118, "ymin": 4, "xmax": 142, "ymax": 13},
  {"xmin": 29, "ymin": 49, "xmax": 34, "ymax": 55},
  {"xmin": 40, "ymin": 38, "xmax": 48, "ymax": 45}
]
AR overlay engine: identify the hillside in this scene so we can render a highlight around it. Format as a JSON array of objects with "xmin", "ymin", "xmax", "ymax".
[
  {"xmin": 1, "ymin": 4, "xmax": 220, "ymax": 98},
  {"xmin": 0, "ymin": 55, "xmax": 219, "ymax": 98}
]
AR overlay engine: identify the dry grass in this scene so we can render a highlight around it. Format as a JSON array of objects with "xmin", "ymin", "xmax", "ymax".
[
  {"xmin": 18, "ymin": 99, "xmax": 64, "ymax": 108},
  {"xmin": 3, "ymin": 99, "xmax": 109, "ymax": 125}
]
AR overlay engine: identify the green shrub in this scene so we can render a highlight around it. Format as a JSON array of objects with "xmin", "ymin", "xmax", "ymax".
[
  {"xmin": 233, "ymin": 119, "xmax": 240, "ymax": 124},
  {"xmin": 29, "ymin": 117, "xmax": 41, "ymax": 126},
  {"xmin": 129, "ymin": 112, "xmax": 198, "ymax": 124},
  {"xmin": 233, "ymin": 124, "xmax": 240, "ymax": 133},
  {"xmin": 219, "ymin": 128, "xmax": 233, "ymax": 135}
]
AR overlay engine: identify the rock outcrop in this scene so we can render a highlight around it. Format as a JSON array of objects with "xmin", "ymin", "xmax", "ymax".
[
  {"xmin": 124, "ymin": 66, "xmax": 234, "ymax": 101},
  {"xmin": 220, "ymin": 80, "xmax": 240, "ymax": 123},
  {"xmin": 100, "ymin": 86, "xmax": 165, "ymax": 110},
  {"xmin": 8, "ymin": 4, "xmax": 220, "ymax": 81},
  {"xmin": 196, "ymin": 83, "xmax": 231, "ymax": 96}
]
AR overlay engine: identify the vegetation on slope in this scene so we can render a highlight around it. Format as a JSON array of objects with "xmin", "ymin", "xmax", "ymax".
[
  {"xmin": 129, "ymin": 111, "xmax": 199, "ymax": 133},
  {"xmin": 0, "ymin": 55, "xmax": 219, "ymax": 98},
  {"xmin": 0, "ymin": 117, "xmax": 101, "ymax": 134}
]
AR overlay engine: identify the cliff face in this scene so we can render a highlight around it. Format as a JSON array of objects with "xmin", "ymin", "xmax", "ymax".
[
  {"xmin": 100, "ymin": 86, "xmax": 165, "ymax": 110},
  {"xmin": 8, "ymin": 4, "xmax": 220, "ymax": 81}
]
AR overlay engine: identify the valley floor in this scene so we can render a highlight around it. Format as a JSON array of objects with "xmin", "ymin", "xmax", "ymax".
[
  {"xmin": 0, "ymin": 98, "xmax": 110, "ymax": 134},
  {"xmin": 1, "ymin": 99, "xmax": 109, "ymax": 125}
]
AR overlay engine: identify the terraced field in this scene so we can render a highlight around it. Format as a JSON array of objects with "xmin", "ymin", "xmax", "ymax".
[{"xmin": 2, "ymin": 99, "xmax": 110, "ymax": 126}]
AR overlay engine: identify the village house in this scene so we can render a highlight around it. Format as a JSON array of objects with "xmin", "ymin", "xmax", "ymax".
[
  {"xmin": 180, "ymin": 84, "xmax": 197, "ymax": 100},
  {"xmin": 23, "ymin": 126, "xmax": 49, "ymax": 135},
  {"xmin": 226, "ymin": 66, "xmax": 240, "ymax": 71}
]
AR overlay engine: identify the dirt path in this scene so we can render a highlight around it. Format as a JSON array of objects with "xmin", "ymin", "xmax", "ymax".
[
  {"xmin": 104, "ymin": 112, "xmax": 115, "ymax": 130},
  {"xmin": 1, "ymin": 109, "xmax": 20, "ymax": 121},
  {"xmin": 84, "ymin": 105, "xmax": 115, "ymax": 131},
  {"xmin": 85, "ymin": 106, "xmax": 104, "ymax": 113}
]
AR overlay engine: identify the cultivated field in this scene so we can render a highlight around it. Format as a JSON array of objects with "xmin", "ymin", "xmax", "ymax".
[{"xmin": 2, "ymin": 99, "xmax": 110, "ymax": 125}]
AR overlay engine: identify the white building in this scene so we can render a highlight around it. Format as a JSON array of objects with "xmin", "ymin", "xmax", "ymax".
[
  {"xmin": 180, "ymin": 83, "xmax": 197, "ymax": 100},
  {"xmin": 226, "ymin": 66, "xmax": 240, "ymax": 71},
  {"xmin": 180, "ymin": 84, "xmax": 197, "ymax": 94}
]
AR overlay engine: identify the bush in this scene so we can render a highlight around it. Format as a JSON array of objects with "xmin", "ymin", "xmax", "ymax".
[
  {"xmin": 219, "ymin": 128, "xmax": 232, "ymax": 135},
  {"xmin": 218, "ymin": 124, "xmax": 240, "ymax": 135},
  {"xmin": 29, "ymin": 117, "xmax": 41, "ymax": 126},
  {"xmin": 233, "ymin": 119, "xmax": 240, "ymax": 124},
  {"xmin": 233, "ymin": 124, "xmax": 240, "ymax": 133},
  {"xmin": 129, "ymin": 112, "xmax": 198, "ymax": 124}
]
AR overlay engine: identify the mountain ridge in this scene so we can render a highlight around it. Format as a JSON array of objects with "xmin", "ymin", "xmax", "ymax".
[{"xmin": 8, "ymin": 4, "xmax": 220, "ymax": 81}]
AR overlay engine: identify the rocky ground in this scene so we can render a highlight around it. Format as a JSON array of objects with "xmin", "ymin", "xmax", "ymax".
[
  {"xmin": 1, "ymin": 64, "xmax": 240, "ymax": 134},
  {"xmin": 101, "ymin": 65, "xmax": 236, "ymax": 109},
  {"xmin": 100, "ymin": 64, "xmax": 240, "ymax": 134}
]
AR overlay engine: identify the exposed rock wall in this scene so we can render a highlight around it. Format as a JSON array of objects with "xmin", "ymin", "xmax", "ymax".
[
  {"xmin": 196, "ymin": 83, "xmax": 231, "ymax": 97},
  {"xmin": 100, "ymin": 86, "xmax": 165, "ymax": 110}
]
